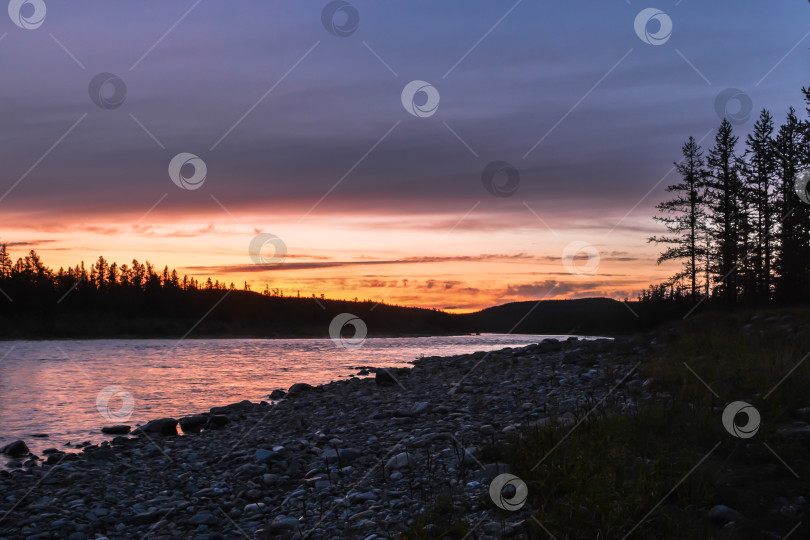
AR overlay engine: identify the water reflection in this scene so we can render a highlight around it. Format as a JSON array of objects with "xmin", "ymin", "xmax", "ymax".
[{"xmin": 0, "ymin": 334, "xmax": 582, "ymax": 457}]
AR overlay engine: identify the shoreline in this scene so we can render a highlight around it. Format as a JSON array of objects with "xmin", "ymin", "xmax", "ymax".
[
  {"xmin": 0, "ymin": 334, "xmax": 612, "ymax": 460},
  {"xmin": 0, "ymin": 331, "xmax": 615, "ymax": 342},
  {"xmin": 0, "ymin": 336, "xmax": 640, "ymax": 539}
]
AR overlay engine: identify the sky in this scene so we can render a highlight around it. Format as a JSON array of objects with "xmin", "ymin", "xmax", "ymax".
[{"xmin": 0, "ymin": 0, "xmax": 808, "ymax": 312}]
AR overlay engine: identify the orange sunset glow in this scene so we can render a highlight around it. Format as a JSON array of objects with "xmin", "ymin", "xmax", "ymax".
[
  {"xmin": 0, "ymin": 1, "xmax": 805, "ymax": 315},
  {"xmin": 0, "ymin": 206, "xmax": 673, "ymax": 312}
]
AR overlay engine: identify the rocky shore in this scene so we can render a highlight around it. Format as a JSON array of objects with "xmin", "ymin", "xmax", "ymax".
[{"xmin": 0, "ymin": 336, "xmax": 646, "ymax": 539}]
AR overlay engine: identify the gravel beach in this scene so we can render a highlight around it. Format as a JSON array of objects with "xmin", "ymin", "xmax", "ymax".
[{"xmin": 0, "ymin": 336, "xmax": 645, "ymax": 539}]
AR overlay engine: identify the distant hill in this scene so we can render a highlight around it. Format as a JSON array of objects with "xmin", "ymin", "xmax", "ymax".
[
  {"xmin": 0, "ymin": 289, "xmax": 688, "ymax": 339},
  {"xmin": 0, "ymin": 290, "xmax": 464, "ymax": 339},
  {"xmin": 459, "ymin": 297, "xmax": 684, "ymax": 336}
]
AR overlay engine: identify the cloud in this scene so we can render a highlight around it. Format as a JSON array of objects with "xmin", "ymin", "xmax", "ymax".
[
  {"xmin": 0, "ymin": 239, "xmax": 57, "ymax": 247},
  {"xmin": 501, "ymin": 279, "xmax": 639, "ymax": 300},
  {"xmin": 182, "ymin": 253, "xmax": 546, "ymax": 273}
]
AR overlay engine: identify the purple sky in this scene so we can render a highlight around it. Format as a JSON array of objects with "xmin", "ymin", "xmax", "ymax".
[{"xmin": 0, "ymin": 0, "xmax": 808, "ymax": 309}]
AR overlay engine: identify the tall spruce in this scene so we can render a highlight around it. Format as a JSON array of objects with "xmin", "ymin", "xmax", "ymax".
[
  {"xmin": 773, "ymin": 107, "xmax": 809, "ymax": 301},
  {"xmin": 741, "ymin": 110, "xmax": 777, "ymax": 303},
  {"xmin": 705, "ymin": 119, "xmax": 742, "ymax": 304},
  {"xmin": 649, "ymin": 136, "xmax": 708, "ymax": 300}
]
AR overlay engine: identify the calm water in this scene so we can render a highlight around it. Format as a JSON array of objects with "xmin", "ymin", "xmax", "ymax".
[{"xmin": 0, "ymin": 334, "xmax": 572, "ymax": 458}]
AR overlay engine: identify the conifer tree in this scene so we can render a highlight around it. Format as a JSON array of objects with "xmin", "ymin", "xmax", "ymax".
[
  {"xmin": 649, "ymin": 137, "xmax": 708, "ymax": 300},
  {"xmin": 773, "ymin": 107, "xmax": 809, "ymax": 301},
  {"xmin": 705, "ymin": 119, "xmax": 743, "ymax": 304},
  {"xmin": 741, "ymin": 110, "xmax": 777, "ymax": 303}
]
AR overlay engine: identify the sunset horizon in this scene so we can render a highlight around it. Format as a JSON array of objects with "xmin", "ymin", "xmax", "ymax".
[{"xmin": 2, "ymin": 2, "xmax": 807, "ymax": 312}]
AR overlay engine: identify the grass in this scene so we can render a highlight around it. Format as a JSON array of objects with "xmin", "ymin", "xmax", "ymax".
[{"xmin": 402, "ymin": 307, "xmax": 810, "ymax": 539}]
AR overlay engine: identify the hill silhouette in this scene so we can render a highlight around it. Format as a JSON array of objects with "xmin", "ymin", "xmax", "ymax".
[
  {"xmin": 459, "ymin": 297, "xmax": 691, "ymax": 336},
  {"xmin": 0, "ymin": 288, "xmax": 681, "ymax": 339},
  {"xmin": 0, "ymin": 249, "xmax": 695, "ymax": 339}
]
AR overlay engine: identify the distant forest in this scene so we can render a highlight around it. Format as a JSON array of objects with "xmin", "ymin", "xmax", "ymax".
[
  {"xmin": 0, "ymin": 246, "xmax": 329, "ymax": 304},
  {"xmin": 0, "ymin": 249, "xmax": 663, "ymax": 338},
  {"xmin": 643, "ymin": 87, "xmax": 810, "ymax": 305},
  {"xmin": 0, "ymin": 247, "xmax": 476, "ymax": 338}
]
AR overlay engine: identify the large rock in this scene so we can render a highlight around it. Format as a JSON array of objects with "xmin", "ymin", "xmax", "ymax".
[
  {"xmin": 101, "ymin": 425, "xmax": 131, "ymax": 435},
  {"xmin": 179, "ymin": 415, "xmax": 207, "ymax": 433},
  {"xmin": 206, "ymin": 415, "xmax": 229, "ymax": 429},
  {"xmin": 1, "ymin": 440, "xmax": 28, "ymax": 457},
  {"xmin": 269, "ymin": 389, "xmax": 287, "ymax": 400},
  {"xmin": 375, "ymin": 370, "xmax": 398, "ymax": 386},
  {"xmin": 210, "ymin": 400, "xmax": 253, "ymax": 415},
  {"xmin": 136, "ymin": 418, "xmax": 178, "ymax": 436},
  {"xmin": 288, "ymin": 382, "xmax": 315, "ymax": 394}
]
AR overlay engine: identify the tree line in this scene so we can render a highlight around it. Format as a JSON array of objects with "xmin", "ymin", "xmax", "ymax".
[
  {"xmin": 0, "ymin": 248, "xmax": 242, "ymax": 298},
  {"xmin": 642, "ymin": 87, "xmax": 810, "ymax": 305},
  {"xmin": 0, "ymin": 247, "xmax": 337, "ymax": 313},
  {"xmin": 0, "ymin": 248, "xmax": 460, "ymax": 338}
]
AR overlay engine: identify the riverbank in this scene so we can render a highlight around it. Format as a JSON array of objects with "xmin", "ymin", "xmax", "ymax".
[
  {"xmin": 0, "ymin": 334, "xmax": 573, "ymax": 461},
  {"xmin": 406, "ymin": 310, "xmax": 810, "ymax": 539},
  {"xmin": 0, "ymin": 335, "xmax": 639, "ymax": 539}
]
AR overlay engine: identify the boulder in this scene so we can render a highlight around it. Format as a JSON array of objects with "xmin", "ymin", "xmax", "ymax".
[
  {"xmin": 210, "ymin": 400, "xmax": 253, "ymax": 415},
  {"xmin": 1, "ymin": 440, "xmax": 29, "ymax": 457},
  {"xmin": 206, "ymin": 415, "xmax": 229, "ymax": 429},
  {"xmin": 101, "ymin": 425, "xmax": 131, "ymax": 435},
  {"xmin": 375, "ymin": 370, "xmax": 398, "ymax": 386},
  {"xmin": 269, "ymin": 389, "xmax": 287, "ymax": 400},
  {"xmin": 179, "ymin": 415, "xmax": 207, "ymax": 433},
  {"xmin": 46, "ymin": 452, "xmax": 65, "ymax": 464},
  {"xmin": 288, "ymin": 382, "xmax": 315, "ymax": 394},
  {"xmin": 136, "ymin": 418, "xmax": 178, "ymax": 436}
]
